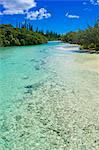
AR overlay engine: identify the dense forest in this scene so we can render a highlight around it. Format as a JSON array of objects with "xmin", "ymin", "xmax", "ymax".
[
  {"xmin": 0, "ymin": 20, "xmax": 99, "ymax": 51},
  {"xmin": 0, "ymin": 22, "xmax": 60, "ymax": 47},
  {"xmin": 61, "ymin": 20, "xmax": 99, "ymax": 52}
]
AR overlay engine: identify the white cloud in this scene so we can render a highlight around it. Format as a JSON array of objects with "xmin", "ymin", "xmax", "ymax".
[
  {"xmin": 27, "ymin": 8, "xmax": 51, "ymax": 20},
  {"xmin": 0, "ymin": 0, "xmax": 51, "ymax": 20},
  {"xmin": 0, "ymin": 0, "xmax": 36, "ymax": 15},
  {"xmin": 66, "ymin": 12, "xmax": 80, "ymax": 19},
  {"xmin": 90, "ymin": 0, "xmax": 99, "ymax": 5}
]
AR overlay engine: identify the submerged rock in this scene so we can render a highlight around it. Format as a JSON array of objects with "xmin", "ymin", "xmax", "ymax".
[
  {"xmin": 22, "ymin": 76, "xmax": 29, "ymax": 80},
  {"xmin": 30, "ymin": 59, "xmax": 39, "ymax": 63},
  {"xmin": 25, "ymin": 85, "xmax": 33, "ymax": 89},
  {"xmin": 15, "ymin": 115, "xmax": 22, "ymax": 121},
  {"xmin": 35, "ymin": 65, "xmax": 40, "ymax": 70},
  {"xmin": 24, "ymin": 82, "xmax": 43, "ymax": 92}
]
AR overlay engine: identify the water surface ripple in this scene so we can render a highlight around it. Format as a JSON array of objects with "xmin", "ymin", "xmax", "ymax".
[{"xmin": 0, "ymin": 42, "xmax": 99, "ymax": 149}]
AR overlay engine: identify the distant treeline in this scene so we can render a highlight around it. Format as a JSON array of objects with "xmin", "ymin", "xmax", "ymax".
[
  {"xmin": 61, "ymin": 20, "xmax": 99, "ymax": 52},
  {"xmin": 0, "ymin": 22, "xmax": 60, "ymax": 47}
]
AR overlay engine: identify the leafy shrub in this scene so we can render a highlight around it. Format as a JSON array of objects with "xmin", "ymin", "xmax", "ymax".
[
  {"xmin": 0, "ymin": 24, "xmax": 48, "ymax": 47},
  {"xmin": 61, "ymin": 20, "xmax": 99, "ymax": 52}
]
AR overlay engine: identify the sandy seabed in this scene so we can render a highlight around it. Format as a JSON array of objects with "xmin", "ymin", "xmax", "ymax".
[{"xmin": 0, "ymin": 43, "xmax": 99, "ymax": 149}]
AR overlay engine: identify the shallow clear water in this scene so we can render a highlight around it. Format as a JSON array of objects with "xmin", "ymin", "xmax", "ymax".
[{"xmin": 0, "ymin": 41, "xmax": 99, "ymax": 149}]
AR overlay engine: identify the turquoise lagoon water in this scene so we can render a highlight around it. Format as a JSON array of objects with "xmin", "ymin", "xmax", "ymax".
[{"xmin": 0, "ymin": 41, "xmax": 99, "ymax": 149}]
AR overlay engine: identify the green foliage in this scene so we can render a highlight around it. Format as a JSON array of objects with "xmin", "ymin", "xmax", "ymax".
[
  {"xmin": 46, "ymin": 30, "xmax": 60, "ymax": 41},
  {"xmin": 0, "ymin": 24, "xmax": 47, "ymax": 47},
  {"xmin": 0, "ymin": 22, "xmax": 60, "ymax": 47},
  {"xmin": 61, "ymin": 20, "xmax": 99, "ymax": 51}
]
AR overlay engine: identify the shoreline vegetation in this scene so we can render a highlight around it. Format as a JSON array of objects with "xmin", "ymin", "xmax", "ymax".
[
  {"xmin": 0, "ymin": 20, "xmax": 99, "ymax": 54},
  {"xmin": 0, "ymin": 23, "xmax": 60, "ymax": 47},
  {"xmin": 61, "ymin": 20, "xmax": 99, "ymax": 53}
]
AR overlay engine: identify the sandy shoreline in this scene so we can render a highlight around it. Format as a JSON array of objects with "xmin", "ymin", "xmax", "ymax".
[
  {"xmin": 56, "ymin": 45, "xmax": 99, "ymax": 73},
  {"xmin": 56, "ymin": 44, "xmax": 80, "ymax": 51}
]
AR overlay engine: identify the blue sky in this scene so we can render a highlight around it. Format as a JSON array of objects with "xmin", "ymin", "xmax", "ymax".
[{"xmin": 0, "ymin": 0, "xmax": 99, "ymax": 33}]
